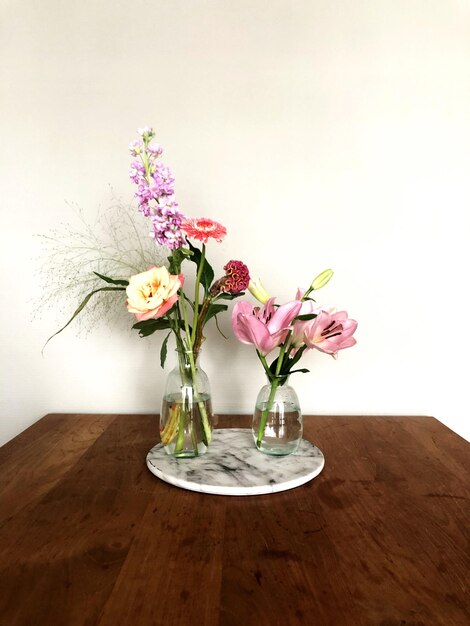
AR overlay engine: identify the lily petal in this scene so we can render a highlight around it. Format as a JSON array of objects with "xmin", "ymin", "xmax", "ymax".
[{"xmin": 266, "ymin": 300, "xmax": 302, "ymax": 334}]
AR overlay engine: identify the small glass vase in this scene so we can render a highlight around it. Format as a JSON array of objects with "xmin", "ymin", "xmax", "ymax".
[
  {"xmin": 160, "ymin": 349, "xmax": 213, "ymax": 458},
  {"xmin": 253, "ymin": 376, "xmax": 303, "ymax": 456}
]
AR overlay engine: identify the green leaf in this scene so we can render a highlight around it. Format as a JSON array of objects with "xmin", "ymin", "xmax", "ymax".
[
  {"xmin": 215, "ymin": 291, "xmax": 246, "ymax": 300},
  {"xmin": 289, "ymin": 347, "xmax": 306, "ymax": 368},
  {"xmin": 201, "ymin": 263, "xmax": 214, "ymax": 293},
  {"xmin": 132, "ymin": 317, "xmax": 188, "ymax": 337},
  {"xmin": 42, "ymin": 286, "xmax": 126, "ymax": 352},
  {"xmin": 132, "ymin": 318, "xmax": 172, "ymax": 337},
  {"xmin": 187, "ymin": 239, "xmax": 214, "ymax": 292},
  {"xmin": 289, "ymin": 368, "xmax": 310, "ymax": 375},
  {"xmin": 269, "ymin": 352, "xmax": 308, "ymax": 378},
  {"xmin": 160, "ymin": 331, "xmax": 171, "ymax": 368},
  {"xmin": 168, "ymin": 247, "xmax": 192, "ymax": 274},
  {"xmin": 93, "ymin": 272, "xmax": 129, "ymax": 286},
  {"xmin": 132, "ymin": 319, "xmax": 172, "ymax": 330},
  {"xmin": 296, "ymin": 313, "xmax": 318, "ymax": 321},
  {"xmin": 269, "ymin": 357, "xmax": 280, "ymax": 377},
  {"xmin": 203, "ymin": 303, "xmax": 228, "ymax": 327}
]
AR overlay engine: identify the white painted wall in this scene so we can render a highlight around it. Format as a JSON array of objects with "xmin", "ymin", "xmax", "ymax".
[{"xmin": 1, "ymin": 0, "xmax": 469, "ymax": 446}]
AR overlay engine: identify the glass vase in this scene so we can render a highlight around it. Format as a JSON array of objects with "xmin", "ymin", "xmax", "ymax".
[
  {"xmin": 252, "ymin": 376, "xmax": 302, "ymax": 456},
  {"xmin": 160, "ymin": 349, "xmax": 213, "ymax": 457}
]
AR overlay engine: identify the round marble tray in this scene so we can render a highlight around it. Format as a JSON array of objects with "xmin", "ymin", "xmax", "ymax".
[{"xmin": 146, "ymin": 428, "xmax": 325, "ymax": 496}]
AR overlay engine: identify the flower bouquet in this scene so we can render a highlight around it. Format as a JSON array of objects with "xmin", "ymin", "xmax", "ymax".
[
  {"xmin": 46, "ymin": 127, "xmax": 249, "ymax": 457},
  {"xmin": 232, "ymin": 271, "xmax": 357, "ymax": 455}
]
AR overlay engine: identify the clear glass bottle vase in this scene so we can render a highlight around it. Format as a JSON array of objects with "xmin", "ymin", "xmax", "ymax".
[
  {"xmin": 160, "ymin": 349, "xmax": 213, "ymax": 457},
  {"xmin": 252, "ymin": 376, "xmax": 303, "ymax": 456}
]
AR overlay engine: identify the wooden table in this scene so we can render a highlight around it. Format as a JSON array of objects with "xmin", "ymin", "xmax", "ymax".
[{"xmin": 0, "ymin": 414, "xmax": 469, "ymax": 625}]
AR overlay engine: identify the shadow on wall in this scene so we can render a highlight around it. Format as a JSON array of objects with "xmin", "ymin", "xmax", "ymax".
[{"xmin": 206, "ymin": 328, "xmax": 261, "ymax": 413}]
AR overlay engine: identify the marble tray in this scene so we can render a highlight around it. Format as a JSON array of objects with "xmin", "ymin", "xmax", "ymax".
[{"xmin": 146, "ymin": 428, "xmax": 325, "ymax": 496}]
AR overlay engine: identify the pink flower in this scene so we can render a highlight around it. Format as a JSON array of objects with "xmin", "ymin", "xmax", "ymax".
[
  {"xmin": 126, "ymin": 266, "xmax": 184, "ymax": 322},
  {"xmin": 303, "ymin": 310, "xmax": 358, "ymax": 358},
  {"xmin": 182, "ymin": 217, "xmax": 227, "ymax": 243},
  {"xmin": 232, "ymin": 298, "xmax": 302, "ymax": 356},
  {"xmin": 291, "ymin": 297, "xmax": 319, "ymax": 347},
  {"xmin": 291, "ymin": 288, "xmax": 338, "ymax": 348}
]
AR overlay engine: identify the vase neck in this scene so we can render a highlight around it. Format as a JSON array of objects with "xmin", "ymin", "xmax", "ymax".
[
  {"xmin": 266, "ymin": 374, "xmax": 289, "ymax": 387},
  {"xmin": 175, "ymin": 348, "xmax": 200, "ymax": 369}
]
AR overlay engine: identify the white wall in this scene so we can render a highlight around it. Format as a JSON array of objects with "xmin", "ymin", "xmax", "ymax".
[{"xmin": 1, "ymin": 0, "xmax": 469, "ymax": 446}]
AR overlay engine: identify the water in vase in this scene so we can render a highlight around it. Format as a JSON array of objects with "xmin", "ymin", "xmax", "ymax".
[{"xmin": 253, "ymin": 400, "xmax": 302, "ymax": 456}]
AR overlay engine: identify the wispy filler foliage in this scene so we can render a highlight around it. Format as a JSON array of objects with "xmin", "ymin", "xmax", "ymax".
[{"xmin": 35, "ymin": 194, "xmax": 167, "ymax": 335}]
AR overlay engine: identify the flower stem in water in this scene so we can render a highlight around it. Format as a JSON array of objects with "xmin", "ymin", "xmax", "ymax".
[{"xmin": 256, "ymin": 378, "xmax": 280, "ymax": 448}]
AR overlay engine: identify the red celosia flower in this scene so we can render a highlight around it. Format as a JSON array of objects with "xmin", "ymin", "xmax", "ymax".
[
  {"xmin": 181, "ymin": 217, "xmax": 227, "ymax": 243},
  {"xmin": 223, "ymin": 260, "xmax": 250, "ymax": 294},
  {"xmin": 210, "ymin": 260, "xmax": 250, "ymax": 296}
]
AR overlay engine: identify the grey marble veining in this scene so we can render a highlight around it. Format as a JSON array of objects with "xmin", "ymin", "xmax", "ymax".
[{"xmin": 146, "ymin": 428, "xmax": 325, "ymax": 496}]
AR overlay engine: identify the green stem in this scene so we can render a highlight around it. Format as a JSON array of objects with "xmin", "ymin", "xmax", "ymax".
[
  {"xmin": 193, "ymin": 295, "xmax": 212, "ymax": 362},
  {"xmin": 276, "ymin": 329, "xmax": 293, "ymax": 375},
  {"xmin": 169, "ymin": 314, "xmax": 189, "ymax": 455},
  {"xmin": 190, "ymin": 417, "xmax": 199, "ymax": 457},
  {"xmin": 171, "ymin": 306, "xmax": 186, "ymax": 354},
  {"xmin": 275, "ymin": 343, "xmax": 287, "ymax": 376},
  {"xmin": 257, "ymin": 377, "xmax": 280, "ymax": 448},
  {"xmin": 174, "ymin": 384, "xmax": 189, "ymax": 454},
  {"xmin": 256, "ymin": 338, "xmax": 292, "ymax": 448},
  {"xmin": 191, "ymin": 243, "xmax": 205, "ymax": 344},
  {"xmin": 179, "ymin": 294, "xmax": 212, "ymax": 448},
  {"xmin": 141, "ymin": 144, "xmax": 152, "ymax": 183},
  {"xmin": 302, "ymin": 285, "xmax": 314, "ymax": 300},
  {"xmin": 179, "ymin": 292, "xmax": 192, "ymax": 350},
  {"xmin": 255, "ymin": 351, "xmax": 281, "ymax": 448},
  {"xmin": 257, "ymin": 352, "xmax": 272, "ymax": 379}
]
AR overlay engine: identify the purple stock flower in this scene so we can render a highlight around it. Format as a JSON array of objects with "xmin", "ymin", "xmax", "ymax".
[
  {"xmin": 148, "ymin": 143, "xmax": 163, "ymax": 157},
  {"xmin": 129, "ymin": 160, "xmax": 145, "ymax": 183},
  {"xmin": 139, "ymin": 200, "xmax": 152, "ymax": 217},
  {"xmin": 129, "ymin": 128, "xmax": 185, "ymax": 249},
  {"xmin": 135, "ymin": 182, "xmax": 153, "ymax": 203},
  {"xmin": 150, "ymin": 200, "xmax": 186, "ymax": 250},
  {"xmin": 152, "ymin": 162, "xmax": 175, "ymax": 196},
  {"xmin": 138, "ymin": 126, "xmax": 154, "ymax": 139},
  {"xmin": 129, "ymin": 140, "xmax": 143, "ymax": 156}
]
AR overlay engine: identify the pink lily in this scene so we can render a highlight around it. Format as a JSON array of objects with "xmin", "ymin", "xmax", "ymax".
[
  {"xmin": 291, "ymin": 288, "xmax": 341, "ymax": 349},
  {"xmin": 303, "ymin": 310, "xmax": 358, "ymax": 358},
  {"xmin": 232, "ymin": 298, "xmax": 302, "ymax": 356},
  {"xmin": 290, "ymin": 288, "xmax": 318, "ymax": 348}
]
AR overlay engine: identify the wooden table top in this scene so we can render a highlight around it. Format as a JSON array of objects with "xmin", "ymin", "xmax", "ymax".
[{"xmin": 0, "ymin": 414, "xmax": 469, "ymax": 626}]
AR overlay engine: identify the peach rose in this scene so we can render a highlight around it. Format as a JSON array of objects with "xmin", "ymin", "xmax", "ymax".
[{"xmin": 126, "ymin": 266, "xmax": 184, "ymax": 321}]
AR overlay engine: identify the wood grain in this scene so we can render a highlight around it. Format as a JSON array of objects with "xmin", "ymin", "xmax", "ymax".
[{"xmin": 0, "ymin": 414, "xmax": 469, "ymax": 625}]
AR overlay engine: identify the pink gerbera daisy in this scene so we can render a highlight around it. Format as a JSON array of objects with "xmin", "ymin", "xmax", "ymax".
[{"xmin": 181, "ymin": 217, "xmax": 227, "ymax": 243}]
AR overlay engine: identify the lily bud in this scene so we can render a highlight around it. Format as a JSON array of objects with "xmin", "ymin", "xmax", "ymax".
[
  {"xmin": 311, "ymin": 269, "xmax": 334, "ymax": 291},
  {"xmin": 248, "ymin": 278, "xmax": 270, "ymax": 304}
]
